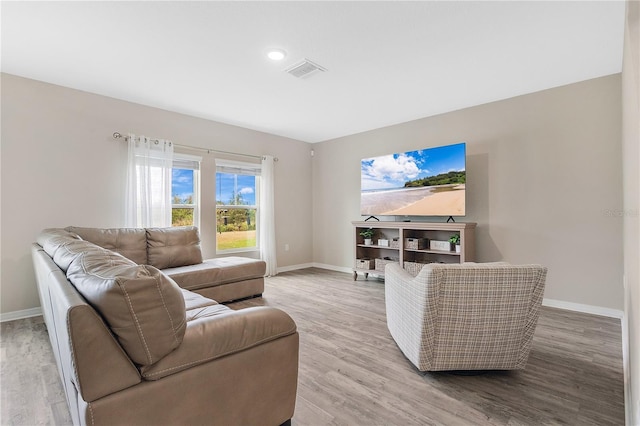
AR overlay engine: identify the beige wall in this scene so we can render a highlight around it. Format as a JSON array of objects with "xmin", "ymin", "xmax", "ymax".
[
  {"xmin": 0, "ymin": 69, "xmax": 628, "ymax": 315},
  {"xmin": 313, "ymin": 74, "xmax": 623, "ymax": 311},
  {"xmin": 622, "ymin": 0, "xmax": 639, "ymax": 423},
  {"xmin": 0, "ymin": 73, "xmax": 313, "ymax": 315}
]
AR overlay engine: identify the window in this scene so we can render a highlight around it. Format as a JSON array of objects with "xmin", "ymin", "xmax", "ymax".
[
  {"xmin": 215, "ymin": 159, "xmax": 261, "ymax": 252},
  {"xmin": 172, "ymin": 154, "xmax": 201, "ymax": 227}
]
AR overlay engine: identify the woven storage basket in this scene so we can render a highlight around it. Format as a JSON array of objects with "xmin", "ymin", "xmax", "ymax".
[
  {"xmin": 375, "ymin": 258, "xmax": 397, "ymax": 272},
  {"xmin": 355, "ymin": 259, "xmax": 374, "ymax": 270},
  {"xmin": 429, "ymin": 240, "xmax": 452, "ymax": 251},
  {"xmin": 404, "ymin": 238, "xmax": 427, "ymax": 250}
]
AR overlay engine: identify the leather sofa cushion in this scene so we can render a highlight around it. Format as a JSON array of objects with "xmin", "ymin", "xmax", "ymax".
[
  {"xmin": 146, "ymin": 226, "xmax": 203, "ymax": 270},
  {"xmin": 185, "ymin": 302, "xmax": 231, "ymax": 322},
  {"xmin": 66, "ymin": 249, "xmax": 187, "ymax": 367},
  {"xmin": 181, "ymin": 288, "xmax": 220, "ymax": 310},
  {"xmin": 37, "ymin": 228, "xmax": 91, "ymax": 272},
  {"xmin": 164, "ymin": 257, "xmax": 266, "ymax": 291},
  {"xmin": 66, "ymin": 226, "xmax": 148, "ymax": 265},
  {"xmin": 140, "ymin": 306, "xmax": 296, "ymax": 380}
]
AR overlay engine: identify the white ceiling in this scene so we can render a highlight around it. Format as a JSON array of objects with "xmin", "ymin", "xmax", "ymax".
[{"xmin": 1, "ymin": 1, "xmax": 626, "ymax": 143}]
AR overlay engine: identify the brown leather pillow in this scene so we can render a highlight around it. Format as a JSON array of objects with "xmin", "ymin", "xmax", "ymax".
[
  {"xmin": 146, "ymin": 226, "xmax": 203, "ymax": 270},
  {"xmin": 65, "ymin": 226, "xmax": 148, "ymax": 265},
  {"xmin": 66, "ymin": 249, "xmax": 186, "ymax": 366}
]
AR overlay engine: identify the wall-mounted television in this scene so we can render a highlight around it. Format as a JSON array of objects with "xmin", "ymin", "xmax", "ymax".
[{"xmin": 360, "ymin": 142, "xmax": 466, "ymax": 218}]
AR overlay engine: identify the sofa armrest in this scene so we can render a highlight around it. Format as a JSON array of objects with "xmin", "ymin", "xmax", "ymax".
[
  {"xmin": 33, "ymin": 244, "xmax": 141, "ymax": 404},
  {"xmin": 140, "ymin": 306, "xmax": 297, "ymax": 380},
  {"xmin": 84, "ymin": 330, "xmax": 299, "ymax": 426},
  {"xmin": 68, "ymin": 305, "xmax": 142, "ymax": 401}
]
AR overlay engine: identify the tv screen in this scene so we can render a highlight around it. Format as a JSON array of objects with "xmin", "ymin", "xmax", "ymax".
[{"xmin": 360, "ymin": 142, "xmax": 466, "ymax": 217}]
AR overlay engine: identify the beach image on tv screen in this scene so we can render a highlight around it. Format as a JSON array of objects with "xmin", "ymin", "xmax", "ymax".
[{"xmin": 360, "ymin": 142, "xmax": 466, "ymax": 216}]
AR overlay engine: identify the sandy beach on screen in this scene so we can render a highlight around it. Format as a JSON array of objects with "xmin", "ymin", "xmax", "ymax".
[{"xmin": 383, "ymin": 188, "xmax": 465, "ymax": 216}]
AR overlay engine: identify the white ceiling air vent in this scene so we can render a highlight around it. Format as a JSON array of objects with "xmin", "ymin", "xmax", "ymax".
[{"xmin": 285, "ymin": 58, "xmax": 327, "ymax": 79}]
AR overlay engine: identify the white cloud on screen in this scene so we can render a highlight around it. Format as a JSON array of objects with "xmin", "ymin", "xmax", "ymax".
[{"xmin": 361, "ymin": 154, "xmax": 422, "ymax": 190}]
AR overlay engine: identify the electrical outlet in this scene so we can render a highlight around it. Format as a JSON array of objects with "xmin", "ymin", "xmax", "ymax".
[{"xmin": 285, "ymin": 244, "xmax": 290, "ymax": 251}]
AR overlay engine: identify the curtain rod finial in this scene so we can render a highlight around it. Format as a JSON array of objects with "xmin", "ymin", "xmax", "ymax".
[{"xmin": 113, "ymin": 132, "xmax": 123, "ymax": 139}]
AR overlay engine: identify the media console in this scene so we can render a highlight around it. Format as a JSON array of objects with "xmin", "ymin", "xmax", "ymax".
[{"xmin": 352, "ymin": 221, "xmax": 476, "ymax": 280}]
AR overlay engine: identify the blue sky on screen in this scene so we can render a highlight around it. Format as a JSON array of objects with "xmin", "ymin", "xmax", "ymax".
[
  {"xmin": 361, "ymin": 142, "xmax": 465, "ymax": 191},
  {"xmin": 216, "ymin": 173, "xmax": 256, "ymax": 205}
]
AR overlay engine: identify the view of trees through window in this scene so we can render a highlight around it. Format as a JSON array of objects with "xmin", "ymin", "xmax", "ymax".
[
  {"xmin": 172, "ymin": 168, "xmax": 195, "ymax": 226},
  {"xmin": 170, "ymin": 163, "xmax": 258, "ymax": 252},
  {"xmin": 216, "ymin": 172, "xmax": 257, "ymax": 251}
]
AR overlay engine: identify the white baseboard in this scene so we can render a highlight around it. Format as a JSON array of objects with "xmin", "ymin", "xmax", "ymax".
[
  {"xmin": 311, "ymin": 263, "xmax": 353, "ymax": 274},
  {"xmin": 276, "ymin": 263, "xmax": 315, "ymax": 273},
  {"xmin": 276, "ymin": 262, "xmax": 353, "ymax": 274},
  {"xmin": 0, "ymin": 307, "xmax": 42, "ymax": 323},
  {"xmin": 541, "ymin": 298, "xmax": 623, "ymax": 319}
]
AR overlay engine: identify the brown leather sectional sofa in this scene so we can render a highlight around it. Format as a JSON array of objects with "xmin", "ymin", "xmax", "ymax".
[
  {"xmin": 64, "ymin": 225, "xmax": 267, "ymax": 302},
  {"xmin": 32, "ymin": 226, "xmax": 299, "ymax": 426}
]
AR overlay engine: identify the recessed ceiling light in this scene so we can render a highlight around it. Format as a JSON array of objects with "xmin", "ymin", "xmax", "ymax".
[{"xmin": 266, "ymin": 48, "xmax": 287, "ymax": 61}]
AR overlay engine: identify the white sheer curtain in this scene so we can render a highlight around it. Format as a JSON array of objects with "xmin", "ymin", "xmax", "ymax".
[
  {"xmin": 259, "ymin": 155, "xmax": 277, "ymax": 276},
  {"xmin": 125, "ymin": 133, "xmax": 174, "ymax": 228}
]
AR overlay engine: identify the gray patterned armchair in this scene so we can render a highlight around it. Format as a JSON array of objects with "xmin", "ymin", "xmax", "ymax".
[{"xmin": 385, "ymin": 262, "xmax": 547, "ymax": 372}]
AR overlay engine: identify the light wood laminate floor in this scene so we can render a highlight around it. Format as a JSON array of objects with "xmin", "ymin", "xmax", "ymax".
[{"xmin": 1, "ymin": 268, "xmax": 624, "ymax": 425}]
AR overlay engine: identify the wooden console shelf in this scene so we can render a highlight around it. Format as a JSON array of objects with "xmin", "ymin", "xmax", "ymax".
[{"xmin": 352, "ymin": 221, "xmax": 476, "ymax": 280}]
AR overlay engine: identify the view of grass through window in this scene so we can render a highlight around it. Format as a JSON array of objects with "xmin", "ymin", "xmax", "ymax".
[
  {"xmin": 216, "ymin": 220, "xmax": 257, "ymax": 250},
  {"xmin": 216, "ymin": 172, "xmax": 257, "ymax": 251},
  {"xmin": 171, "ymin": 165, "xmax": 258, "ymax": 251}
]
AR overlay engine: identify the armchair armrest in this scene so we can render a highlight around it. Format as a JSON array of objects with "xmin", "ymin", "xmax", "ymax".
[{"xmin": 384, "ymin": 263, "xmax": 439, "ymax": 368}]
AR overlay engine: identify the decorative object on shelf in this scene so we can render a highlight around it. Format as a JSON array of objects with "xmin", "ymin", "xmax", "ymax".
[
  {"xmin": 378, "ymin": 238, "xmax": 389, "ymax": 247},
  {"xmin": 390, "ymin": 237, "xmax": 400, "ymax": 249},
  {"xmin": 359, "ymin": 228, "xmax": 374, "ymax": 245},
  {"xmin": 429, "ymin": 240, "xmax": 451, "ymax": 251},
  {"xmin": 405, "ymin": 238, "xmax": 427, "ymax": 250},
  {"xmin": 375, "ymin": 257, "xmax": 398, "ymax": 272},
  {"xmin": 356, "ymin": 258, "xmax": 374, "ymax": 270},
  {"xmin": 448, "ymin": 234, "xmax": 461, "ymax": 253}
]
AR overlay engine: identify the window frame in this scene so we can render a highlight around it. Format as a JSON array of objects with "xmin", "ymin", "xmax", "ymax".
[{"xmin": 215, "ymin": 159, "xmax": 261, "ymax": 254}]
